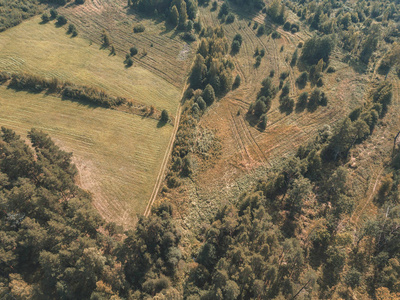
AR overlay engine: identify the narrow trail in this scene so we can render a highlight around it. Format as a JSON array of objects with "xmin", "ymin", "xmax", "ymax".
[{"xmin": 143, "ymin": 87, "xmax": 185, "ymax": 217}]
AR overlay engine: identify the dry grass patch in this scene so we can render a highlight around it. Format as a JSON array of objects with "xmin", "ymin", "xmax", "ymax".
[
  {"xmin": 0, "ymin": 16, "xmax": 181, "ymax": 113},
  {"xmin": 0, "ymin": 86, "xmax": 173, "ymax": 227}
]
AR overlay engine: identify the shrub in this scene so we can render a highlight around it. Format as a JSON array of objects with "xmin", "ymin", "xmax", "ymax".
[
  {"xmin": 75, "ymin": 0, "xmax": 85, "ymax": 4},
  {"xmin": 259, "ymin": 49, "xmax": 265, "ymax": 57},
  {"xmin": 280, "ymin": 71, "xmax": 289, "ymax": 80},
  {"xmin": 133, "ymin": 23, "xmax": 145, "ymax": 33},
  {"xmin": 56, "ymin": 15, "xmax": 67, "ymax": 26},
  {"xmin": 255, "ymin": 55, "xmax": 262, "ymax": 67},
  {"xmin": 269, "ymin": 70, "xmax": 275, "ymax": 77}
]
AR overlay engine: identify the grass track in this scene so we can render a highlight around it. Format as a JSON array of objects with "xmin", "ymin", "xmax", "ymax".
[
  {"xmin": 0, "ymin": 16, "xmax": 181, "ymax": 113},
  {"xmin": 0, "ymin": 86, "xmax": 173, "ymax": 227}
]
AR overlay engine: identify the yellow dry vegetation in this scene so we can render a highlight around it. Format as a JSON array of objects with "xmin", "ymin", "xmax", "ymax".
[
  {"xmin": 0, "ymin": 16, "xmax": 181, "ymax": 113},
  {"xmin": 0, "ymin": 85, "xmax": 173, "ymax": 227}
]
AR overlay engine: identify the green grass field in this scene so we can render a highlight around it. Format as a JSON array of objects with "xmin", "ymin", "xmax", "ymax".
[
  {"xmin": 0, "ymin": 16, "xmax": 181, "ymax": 113},
  {"xmin": 0, "ymin": 86, "xmax": 173, "ymax": 227}
]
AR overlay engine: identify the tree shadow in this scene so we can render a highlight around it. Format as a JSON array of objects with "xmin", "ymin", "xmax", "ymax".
[
  {"xmin": 157, "ymin": 119, "xmax": 168, "ymax": 128},
  {"xmin": 60, "ymin": 95, "xmax": 100, "ymax": 109}
]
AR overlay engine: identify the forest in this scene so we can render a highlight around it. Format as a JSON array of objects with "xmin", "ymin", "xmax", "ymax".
[{"xmin": 1, "ymin": 0, "xmax": 400, "ymax": 299}]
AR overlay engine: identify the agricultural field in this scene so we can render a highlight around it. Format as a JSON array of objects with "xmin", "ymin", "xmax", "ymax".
[
  {"xmin": 0, "ymin": 15, "xmax": 182, "ymax": 113},
  {"xmin": 0, "ymin": 85, "xmax": 173, "ymax": 227},
  {"xmin": 58, "ymin": 0, "xmax": 194, "ymax": 87}
]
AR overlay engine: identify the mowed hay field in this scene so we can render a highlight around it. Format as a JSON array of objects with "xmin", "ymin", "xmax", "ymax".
[
  {"xmin": 59, "ymin": 0, "xmax": 194, "ymax": 87},
  {"xmin": 0, "ymin": 86, "xmax": 173, "ymax": 227},
  {"xmin": 0, "ymin": 16, "xmax": 181, "ymax": 113}
]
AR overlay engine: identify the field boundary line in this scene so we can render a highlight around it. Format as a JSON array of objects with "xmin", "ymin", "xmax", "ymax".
[{"xmin": 143, "ymin": 86, "xmax": 185, "ymax": 217}]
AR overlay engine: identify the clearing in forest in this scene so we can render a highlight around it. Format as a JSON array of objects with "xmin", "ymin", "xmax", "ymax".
[{"xmin": 0, "ymin": 86, "xmax": 173, "ymax": 227}]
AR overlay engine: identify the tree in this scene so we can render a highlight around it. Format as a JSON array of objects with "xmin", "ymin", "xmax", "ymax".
[
  {"xmin": 50, "ymin": 9, "xmax": 58, "ymax": 19},
  {"xmin": 231, "ymin": 40, "xmax": 241, "ymax": 54},
  {"xmin": 300, "ymin": 35, "xmax": 334, "ymax": 65},
  {"xmin": 186, "ymin": 0, "xmax": 197, "ymax": 20},
  {"xmin": 56, "ymin": 15, "xmax": 67, "ymax": 25},
  {"xmin": 169, "ymin": 5, "xmax": 179, "ymax": 27},
  {"xmin": 41, "ymin": 13, "xmax": 50, "ymax": 23},
  {"xmin": 161, "ymin": 110, "xmax": 169, "ymax": 122},
  {"xmin": 253, "ymin": 98, "xmax": 267, "ymax": 117},
  {"xmin": 259, "ymin": 114, "xmax": 267, "ymax": 130},
  {"xmin": 196, "ymin": 96, "xmax": 206, "ymax": 110},
  {"xmin": 202, "ymin": 84, "xmax": 216, "ymax": 106},
  {"xmin": 178, "ymin": 0, "xmax": 188, "ymax": 29},
  {"xmin": 189, "ymin": 54, "xmax": 207, "ymax": 89},
  {"xmin": 233, "ymin": 75, "xmax": 241, "ymax": 88},
  {"xmin": 297, "ymin": 92, "xmax": 308, "ymax": 109},
  {"xmin": 75, "ymin": 0, "xmax": 85, "ymax": 4},
  {"xmin": 130, "ymin": 47, "xmax": 138, "ymax": 56}
]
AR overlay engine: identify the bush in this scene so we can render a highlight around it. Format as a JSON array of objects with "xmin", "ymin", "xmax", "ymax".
[
  {"xmin": 56, "ymin": 15, "xmax": 67, "ymax": 25},
  {"xmin": 269, "ymin": 70, "xmax": 275, "ymax": 77},
  {"xmin": 280, "ymin": 71, "xmax": 289, "ymax": 80},
  {"xmin": 255, "ymin": 55, "xmax": 262, "ymax": 67},
  {"xmin": 133, "ymin": 23, "xmax": 145, "ymax": 33},
  {"xmin": 75, "ymin": 0, "xmax": 85, "ymax": 4}
]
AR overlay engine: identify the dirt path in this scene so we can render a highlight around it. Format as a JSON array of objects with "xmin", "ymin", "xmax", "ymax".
[{"xmin": 143, "ymin": 96, "xmax": 183, "ymax": 217}]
